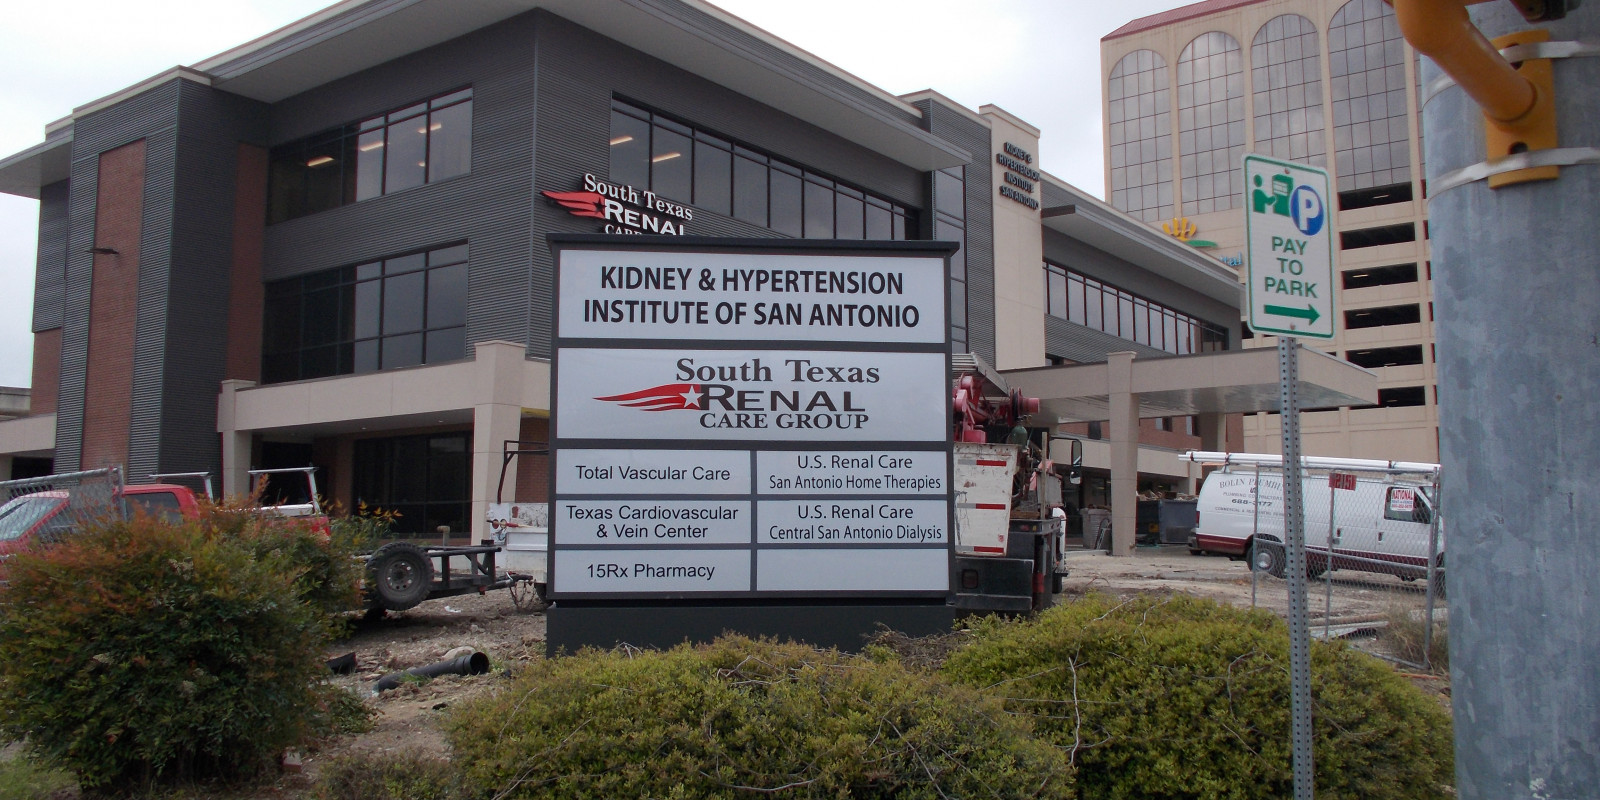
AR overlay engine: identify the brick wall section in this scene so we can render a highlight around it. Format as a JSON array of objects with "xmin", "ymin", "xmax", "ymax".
[
  {"xmin": 29, "ymin": 328, "xmax": 61, "ymax": 416},
  {"xmin": 81, "ymin": 140, "xmax": 145, "ymax": 470},
  {"xmin": 225, "ymin": 143, "xmax": 267, "ymax": 381},
  {"xmin": 515, "ymin": 417, "xmax": 549, "ymax": 503}
]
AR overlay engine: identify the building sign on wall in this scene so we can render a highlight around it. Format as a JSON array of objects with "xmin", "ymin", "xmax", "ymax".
[
  {"xmin": 548, "ymin": 237, "xmax": 954, "ymax": 601},
  {"xmin": 541, "ymin": 174, "xmax": 692, "ymax": 235},
  {"xmin": 995, "ymin": 142, "xmax": 1041, "ymax": 210}
]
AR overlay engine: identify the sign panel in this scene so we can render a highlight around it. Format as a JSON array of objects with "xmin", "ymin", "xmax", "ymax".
[
  {"xmin": 1244, "ymin": 155, "xmax": 1334, "ymax": 339},
  {"xmin": 557, "ymin": 249, "xmax": 945, "ymax": 344},
  {"xmin": 549, "ymin": 239, "xmax": 953, "ymax": 601},
  {"xmin": 555, "ymin": 349, "xmax": 946, "ymax": 442},
  {"xmin": 1328, "ymin": 472, "xmax": 1358, "ymax": 491}
]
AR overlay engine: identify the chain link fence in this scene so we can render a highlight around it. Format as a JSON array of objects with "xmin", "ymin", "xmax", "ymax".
[
  {"xmin": 1225, "ymin": 461, "xmax": 1444, "ymax": 670},
  {"xmin": 0, "ymin": 467, "xmax": 127, "ymax": 553}
]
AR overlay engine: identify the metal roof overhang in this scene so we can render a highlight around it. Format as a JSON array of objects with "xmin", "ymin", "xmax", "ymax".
[
  {"xmin": 198, "ymin": 0, "xmax": 969, "ymax": 170},
  {"xmin": 1041, "ymin": 195, "xmax": 1242, "ymax": 307},
  {"xmin": 0, "ymin": 0, "xmax": 971, "ymax": 199},
  {"xmin": 0, "ymin": 134, "xmax": 72, "ymax": 199},
  {"xmin": 1000, "ymin": 347, "xmax": 1379, "ymax": 423}
]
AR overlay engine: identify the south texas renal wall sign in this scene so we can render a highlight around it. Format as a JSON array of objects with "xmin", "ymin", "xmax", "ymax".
[{"xmin": 547, "ymin": 236, "xmax": 954, "ymax": 602}]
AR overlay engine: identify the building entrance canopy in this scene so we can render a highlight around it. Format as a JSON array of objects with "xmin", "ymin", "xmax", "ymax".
[
  {"xmin": 985, "ymin": 347, "xmax": 1377, "ymax": 558},
  {"xmin": 1000, "ymin": 346, "xmax": 1377, "ymax": 424}
]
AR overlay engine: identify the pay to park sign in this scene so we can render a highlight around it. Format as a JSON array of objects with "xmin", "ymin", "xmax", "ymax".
[
  {"xmin": 547, "ymin": 236, "xmax": 954, "ymax": 603},
  {"xmin": 1244, "ymin": 155, "xmax": 1334, "ymax": 340}
]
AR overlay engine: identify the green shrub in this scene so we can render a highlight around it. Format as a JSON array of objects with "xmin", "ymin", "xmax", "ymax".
[
  {"xmin": 941, "ymin": 594, "xmax": 1454, "ymax": 800},
  {"xmin": 446, "ymin": 635, "xmax": 1073, "ymax": 799},
  {"xmin": 195, "ymin": 499, "xmax": 365, "ymax": 617},
  {"xmin": 314, "ymin": 750, "xmax": 472, "ymax": 800},
  {"xmin": 0, "ymin": 509, "xmax": 352, "ymax": 790},
  {"xmin": 0, "ymin": 755, "xmax": 75, "ymax": 800}
]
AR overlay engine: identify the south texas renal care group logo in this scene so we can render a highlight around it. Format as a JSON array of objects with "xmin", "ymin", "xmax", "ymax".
[
  {"xmin": 541, "ymin": 173, "xmax": 690, "ymax": 235},
  {"xmin": 595, "ymin": 383, "xmax": 704, "ymax": 411},
  {"xmin": 590, "ymin": 357, "xmax": 874, "ymax": 431}
]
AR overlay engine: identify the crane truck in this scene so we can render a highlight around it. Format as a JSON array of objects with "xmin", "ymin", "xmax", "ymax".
[{"xmin": 950, "ymin": 356, "xmax": 1081, "ymax": 613}]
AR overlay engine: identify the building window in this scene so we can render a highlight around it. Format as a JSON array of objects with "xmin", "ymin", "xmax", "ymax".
[
  {"xmin": 1177, "ymin": 31, "xmax": 1245, "ymax": 214},
  {"xmin": 1344, "ymin": 303, "xmax": 1421, "ymax": 330},
  {"xmin": 353, "ymin": 432, "xmax": 470, "ymax": 536},
  {"xmin": 1107, "ymin": 49, "xmax": 1174, "ymax": 222},
  {"xmin": 1342, "ymin": 262, "xmax": 1417, "ymax": 289},
  {"xmin": 1345, "ymin": 344, "xmax": 1424, "ymax": 368},
  {"xmin": 1330, "ymin": 0, "xmax": 1412, "ymax": 192},
  {"xmin": 609, "ymin": 99, "xmax": 914, "ymax": 239},
  {"xmin": 935, "ymin": 167, "xmax": 967, "ymax": 353},
  {"xmin": 1044, "ymin": 261, "xmax": 1228, "ymax": 355},
  {"xmin": 1340, "ymin": 222, "xmax": 1415, "ymax": 249},
  {"xmin": 262, "ymin": 243, "xmax": 468, "ymax": 384},
  {"xmin": 267, "ymin": 88, "xmax": 472, "ymax": 223},
  {"xmin": 1251, "ymin": 15, "xmax": 1326, "ymax": 168}
]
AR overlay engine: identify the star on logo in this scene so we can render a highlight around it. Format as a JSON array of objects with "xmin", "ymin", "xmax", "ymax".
[{"xmin": 679, "ymin": 385, "xmax": 703, "ymax": 409}]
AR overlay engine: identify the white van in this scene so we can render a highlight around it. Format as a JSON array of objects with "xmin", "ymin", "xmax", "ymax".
[{"xmin": 1184, "ymin": 452, "xmax": 1441, "ymax": 585}]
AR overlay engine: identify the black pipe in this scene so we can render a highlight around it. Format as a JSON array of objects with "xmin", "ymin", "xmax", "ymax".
[{"xmin": 372, "ymin": 652, "xmax": 490, "ymax": 693}]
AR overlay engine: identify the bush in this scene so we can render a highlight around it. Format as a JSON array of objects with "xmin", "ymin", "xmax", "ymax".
[
  {"xmin": 941, "ymin": 594, "xmax": 1454, "ymax": 800},
  {"xmin": 446, "ymin": 635, "xmax": 1073, "ymax": 799},
  {"xmin": 1380, "ymin": 602, "xmax": 1449, "ymax": 671},
  {"xmin": 314, "ymin": 750, "xmax": 471, "ymax": 800},
  {"xmin": 0, "ymin": 506, "xmax": 358, "ymax": 790}
]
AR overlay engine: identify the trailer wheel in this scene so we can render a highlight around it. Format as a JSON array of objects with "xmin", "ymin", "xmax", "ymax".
[{"xmin": 367, "ymin": 543, "xmax": 434, "ymax": 611}]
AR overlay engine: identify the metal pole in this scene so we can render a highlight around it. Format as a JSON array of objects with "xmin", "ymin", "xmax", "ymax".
[
  {"xmin": 1278, "ymin": 335, "xmax": 1314, "ymax": 800},
  {"xmin": 1423, "ymin": 473, "xmax": 1441, "ymax": 671},
  {"xmin": 1251, "ymin": 463, "xmax": 1262, "ymax": 607},
  {"xmin": 1325, "ymin": 481, "xmax": 1335, "ymax": 640},
  {"xmin": 1425, "ymin": 8, "xmax": 1600, "ymax": 795}
]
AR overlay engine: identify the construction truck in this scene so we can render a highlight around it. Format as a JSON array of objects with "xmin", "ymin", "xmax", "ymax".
[{"xmin": 950, "ymin": 355, "xmax": 1080, "ymax": 613}]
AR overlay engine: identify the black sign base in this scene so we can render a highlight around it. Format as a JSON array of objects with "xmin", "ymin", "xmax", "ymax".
[{"xmin": 546, "ymin": 602, "xmax": 956, "ymax": 656}]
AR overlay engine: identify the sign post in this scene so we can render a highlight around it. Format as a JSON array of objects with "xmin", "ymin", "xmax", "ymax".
[{"xmin": 1244, "ymin": 154, "xmax": 1333, "ymax": 800}]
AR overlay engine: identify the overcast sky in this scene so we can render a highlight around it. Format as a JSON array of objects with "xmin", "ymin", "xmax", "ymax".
[{"xmin": 0, "ymin": 0, "xmax": 1179, "ymax": 388}]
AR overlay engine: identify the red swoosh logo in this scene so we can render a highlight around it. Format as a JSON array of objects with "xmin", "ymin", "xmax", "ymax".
[
  {"xmin": 595, "ymin": 383, "xmax": 702, "ymax": 411},
  {"xmin": 541, "ymin": 190, "xmax": 605, "ymax": 219}
]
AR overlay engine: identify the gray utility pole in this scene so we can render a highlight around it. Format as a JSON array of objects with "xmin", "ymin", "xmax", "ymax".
[{"xmin": 1424, "ymin": 4, "xmax": 1600, "ymax": 798}]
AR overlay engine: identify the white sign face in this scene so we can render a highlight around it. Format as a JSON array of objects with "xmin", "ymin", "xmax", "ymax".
[
  {"xmin": 554, "ymin": 499, "xmax": 752, "ymax": 546},
  {"xmin": 550, "ymin": 241, "xmax": 952, "ymax": 601},
  {"xmin": 1244, "ymin": 155, "xmax": 1335, "ymax": 339},
  {"xmin": 757, "ymin": 499, "xmax": 948, "ymax": 545},
  {"xmin": 557, "ymin": 249, "xmax": 947, "ymax": 344},
  {"xmin": 555, "ymin": 548, "xmax": 752, "ymax": 593},
  {"xmin": 1389, "ymin": 487, "xmax": 1415, "ymax": 512},
  {"xmin": 757, "ymin": 549, "xmax": 949, "ymax": 592},
  {"xmin": 757, "ymin": 450, "xmax": 946, "ymax": 495},
  {"xmin": 556, "ymin": 449, "xmax": 751, "ymax": 495},
  {"xmin": 555, "ymin": 348, "xmax": 947, "ymax": 442}
]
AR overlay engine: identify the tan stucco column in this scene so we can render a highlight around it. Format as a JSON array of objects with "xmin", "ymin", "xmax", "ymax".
[
  {"xmin": 471, "ymin": 341, "xmax": 528, "ymax": 542},
  {"xmin": 1107, "ymin": 352, "xmax": 1139, "ymax": 556},
  {"xmin": 1191, "ymin": 412, "xmax": 1228, "ymax": 493},
  {"xmin": 217, "ymin": 379, "xmax": 256, "ymax": 500}
]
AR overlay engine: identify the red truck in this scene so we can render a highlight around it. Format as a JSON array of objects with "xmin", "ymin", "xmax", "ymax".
[{"xmin": 0, "ymin": 483, "xmax": 202, "ymax": 557}]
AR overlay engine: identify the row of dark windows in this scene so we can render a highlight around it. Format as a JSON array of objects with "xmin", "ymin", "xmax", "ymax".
[
  {"xmin": 1264, "ymin": 383, "xmax": 1432, "ymax": 414},
  {"xmin": 267, "ymin": 88, "xmax": 473, "ymax": 224},
  {"xmin": 352, "ymin": 432, "xmax": 470, "ymax": 536},
  {"xmin": 935, "ymin": 166, "xmax": 968, "ymax": 353},
  {"xmin": 262, "ymin": 244, "xmax": 468, "ymax": 384},
  {"xmin": 1045, "ymin": 262, "xmax": 1230, "ymax": 355},
  {"xmin": 610, "ymin": 99, "xmax": 915, "ymax": 240}
]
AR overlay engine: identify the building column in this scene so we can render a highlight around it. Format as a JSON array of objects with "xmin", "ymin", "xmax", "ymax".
[
  {"xmin": 216, "ymin": 379, "xmax": 256, "ymax": 500},
  {"xmin": 470, "ymin": 341, "xmax": 527, "ymax": 543},
  {"xmin": 1191, "ymin": 411, "xmax": 1229, "ymax": 492},
  {"xmin": 1107, "ymin": 352, "xmax": 1139, "ymax": 556}
]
